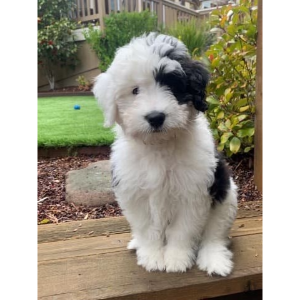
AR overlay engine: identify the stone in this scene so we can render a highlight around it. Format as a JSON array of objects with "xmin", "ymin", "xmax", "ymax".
[{"xmin": 65, "ymin": 160, "xmax": 115, "ymax": 207}]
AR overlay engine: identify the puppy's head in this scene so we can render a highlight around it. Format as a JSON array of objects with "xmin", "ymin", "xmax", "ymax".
[{"xmin": 93, "ymin": 33, "xmax": 209, "ymax": 141}]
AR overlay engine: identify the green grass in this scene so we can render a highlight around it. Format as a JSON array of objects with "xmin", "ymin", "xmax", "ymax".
[{"xmin": 38, "ymin": 96, "xmax": 115, "ymax": 147}]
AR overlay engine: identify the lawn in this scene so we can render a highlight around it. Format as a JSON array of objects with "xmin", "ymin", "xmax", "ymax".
[{"xmin": 38, "ymin": 96, "xmax": 115, "ymax": 147}]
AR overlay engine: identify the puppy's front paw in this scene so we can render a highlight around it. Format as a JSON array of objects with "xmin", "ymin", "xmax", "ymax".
[
  {"xmin": 127, "ymin": 238, "xmax": 139, "ymax": 250},
  {"xmin": 136, "ymin": 246, "xmax": 165, "ymax": 272},
  {"xmin": 197, "ymin": 244, "xmax": 233, "ymax": 277},
  {"xmin": 164, "ymin": 246, "xmax": 195, "ymax": 273}
]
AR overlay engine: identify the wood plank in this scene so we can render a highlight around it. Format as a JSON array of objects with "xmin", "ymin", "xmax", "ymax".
[
  {"xmin": 237, "ymin": 200, "xmax": 264, "ymax": 219},
  {"xmin": 86, "ymin": 0, "xmax": 91, "ymax": 16},
  {"xmin": 254, "ymin": 0, "xmax": 263, "ymax": 192},
  {"xmin": 38, "ymin": 216, "xmax": 262, "ymax": 261},
  {"xmin": 137, "ymin": 0, "xmax": 142, "ymax": 12},
  {"xmin": 162, "ymin": 0, "xmax": 198, "ymax": 16},
  {"xmin": 38, "ymin": 216, "xmax": 130, "ymax": 244},
  {"xmin": 38, "ymin": 211, "xmax": 262, "ymax": 244},
  {"xmin": 211, "ymin": 290, "xmax": 262, "ymax": 300},
  {"xmin": 157, "ymin": 0, "xmax": 163, "ymax": 24},
  {"xmin": 38, "ymin": 233, "xmax": 262, "ymax": 300},
  {"xmin": 99, "ymin": 0, "xmax": 106, "ymax": 29},
  {"xmin": 80, "ymin": 0, "xmax": 84, "ymax": 17},
  {"xmin": 108, "ymin": 0, "xmax": 112, "ymax": 13},
  {"xmin": 124, "ymin": 0, "xmax": 130, "ymax": 12},
  {"xmin": 39, "ymin": 232, "xmax": 131, "ymax": 262},
  {"xmin": 230, "ymin": 217, "xmax": 262, "ymax": 237}
]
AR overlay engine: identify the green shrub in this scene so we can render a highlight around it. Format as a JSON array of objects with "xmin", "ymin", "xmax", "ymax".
[
  {"xmin": 166, "ymin": 19, "xmax": 214, "ymax": 57},
  {"xmin": 76, "ymin": 75, "xmax": 91, "ymax": 91},
  {"xmin": 84, "ymin": 10, "xmax": 158, "ymax": 72},
  {"xmin": 204, "ymin": 0, "xmax": 258, "ymax": 157},
  {"xmin": 38, "ymin": 0, "xmax": 79, "ymax": 90}
]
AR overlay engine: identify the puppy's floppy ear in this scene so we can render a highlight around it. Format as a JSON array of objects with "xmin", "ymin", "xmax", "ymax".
[
  {"xmin": 180, "ymin": 59, "xmax": 210, "ymax": 112},
  {"xmin": 92, "ymin": 73, "xmax": 116, "ymax": 127}
]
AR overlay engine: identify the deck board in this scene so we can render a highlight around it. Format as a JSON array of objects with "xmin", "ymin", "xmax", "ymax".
[
  {"xmin": 38, "ymin": 213, "xmax": 262, "ymax": 300},
  {"xmin": 38, "ymin": 209, "xmax": 262, "ymax": 244}
]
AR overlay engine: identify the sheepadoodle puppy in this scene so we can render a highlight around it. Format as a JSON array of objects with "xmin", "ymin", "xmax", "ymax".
[{"xmin": 93, "ymin": 33, "xmax": 238, "ymax": 276}]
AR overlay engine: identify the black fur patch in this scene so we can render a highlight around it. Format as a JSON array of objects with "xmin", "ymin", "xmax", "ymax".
[
  {"xmin": 154, "ymin": 65, "xmax": 187, "ymax": 95},
  {"xmin": 209, "ymin": 152, "xmax": 231, "ymax": 204},
  {"xmin": 154, "ymin": 58, "xmax": 210, "ymax": 112}
]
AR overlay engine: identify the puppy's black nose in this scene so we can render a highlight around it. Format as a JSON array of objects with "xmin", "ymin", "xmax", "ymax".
[{"xmin": 145, "ymin": 111, "xmax": 166, "ymax": 128}]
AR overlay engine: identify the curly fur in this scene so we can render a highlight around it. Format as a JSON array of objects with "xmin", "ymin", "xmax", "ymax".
[{"xmin": 93, "ymin": 33, "xmax": 238, "ymax": 276}]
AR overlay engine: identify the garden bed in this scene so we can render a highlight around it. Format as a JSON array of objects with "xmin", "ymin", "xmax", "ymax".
[
  {"xmin": 38, "ymin": 86, "xmax": 93, "ymax": 97},
  {"xmin": 38, "ymin": 145, "xmax": 110, "ymax": 158},
  {"xmin": 38, "ymin": 151, "xmax": 262, "ymax": 225}
]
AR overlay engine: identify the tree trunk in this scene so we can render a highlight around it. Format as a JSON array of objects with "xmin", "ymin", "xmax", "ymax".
[{"xmin": 46, "ymin": 74, "xmax": 55, "ymax": 90}]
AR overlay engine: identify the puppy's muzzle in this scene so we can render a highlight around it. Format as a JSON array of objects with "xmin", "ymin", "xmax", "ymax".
[{"xmin": 145, "ymin": 111, "xmax": 166, "ymax": 129}]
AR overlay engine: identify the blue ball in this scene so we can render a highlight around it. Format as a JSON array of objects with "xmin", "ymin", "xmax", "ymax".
[{"xmin": 74, "ymin": 104, "xmax": 81, "ymax": 110}]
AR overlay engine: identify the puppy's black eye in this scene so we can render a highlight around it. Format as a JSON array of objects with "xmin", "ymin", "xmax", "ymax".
[{"xmin": 132, "ymin": 87, "xmax": 139, "ymax": 95}]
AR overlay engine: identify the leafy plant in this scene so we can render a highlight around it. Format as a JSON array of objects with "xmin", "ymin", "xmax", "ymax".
[
  {"xmin": 38, "ymin": 0, "xmax": 79, "ymax": 90},
  {"xmin": 76, "ymin": 75, "xmax": 91, "ymax": 91},
  {"xmin": 204, "ymin": 0, "xmax": 258, "ymax": 156},
  {"xmin": 166, "ymin": 19, "xmax": 214, "ymax": 56},
  {"xmin": 84, "ymin": 10, "xmax": 158, "ymax": 72}
]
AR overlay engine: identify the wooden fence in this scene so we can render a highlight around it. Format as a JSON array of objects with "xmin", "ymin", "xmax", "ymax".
[{"xmin": 73, "ymin": 0, "xmax": 203, "ymax": 29}]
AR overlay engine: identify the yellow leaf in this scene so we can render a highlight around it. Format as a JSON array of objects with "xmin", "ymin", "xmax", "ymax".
[
  {"xmin": 40, "ymin": 219, "xmax": 50, "ymax": 224},
  {"xmin": 230, "ymin": 137, "xmax": 241, "ymax": 154},
  {"xmin": 240, "ymin": 105, "xmax": 250, "ymax": 112},
  {"xmin": 217, "ymin": 111, "xmax": 224, "ymax": 119},
  {"xmin": 225, "ymin": 119, "xmax": 231, "ymax": 128}
]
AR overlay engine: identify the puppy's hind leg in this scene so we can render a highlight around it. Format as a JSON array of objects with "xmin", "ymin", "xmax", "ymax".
[{"xmin": 197, "ymin": 180, "xmax": 238, "ymax": 277}]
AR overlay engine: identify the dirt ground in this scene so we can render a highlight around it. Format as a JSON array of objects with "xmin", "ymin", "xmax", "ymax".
[{"xmin": 38, "ymin": 153, "xmax": 262, "ymax": 224}]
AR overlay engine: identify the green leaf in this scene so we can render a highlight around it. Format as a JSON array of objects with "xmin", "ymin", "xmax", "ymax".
[
  {"xmin": 221, "ymin": 132, "xmax": 233, "ymax": 144},
  {"xmin": 224, "ymin": 88, "xmax": 233, "ymax": 102},
  {"xmin": 237, "ymin": 128, "xmax": 255, "ymax": 138},
  {"xmin": 235, "ymin": 98, "xmax": 248, "ymax": 108},
  {"xmin": 224, "ymin": 88, "xmax": 231, "ymax": 96},
  {"xmin": 231, "ymin": 13, "xmax": 240, "ymax": 25},
  {"xmin": 244, "ymin": 146, "xmax": 253, "ymax": 153},
  {"xmin": 206, "ymin": 96, "xmax": 220, "ymax": 105},
  {"xmin": 225, "ymin": 148, "xmax": 233, "ymax": 157},
  {"xmin": 225, "ymin": 119, "xmax": 231, "ymax": 128},
  {"xmin": 237, "ymin": 114, "xmax": 248, "ymax": 122},
  {"xmin": 218, "ymin": 122, "xmax": 227, "ymax": 132},
  {"xmin": 232, "ymin": 124, "xmax": 242, "ymax": 131},
  {"xmin": 217, "ymin": 111, "xmax": 224, "ymax": 119},
  {"xmin": 240, "ymin": 120, "xmax": 254, "ymax": 128},
  {"xmin": 217, "ymin": 143, "xmax": 225, "ymax": 151},
  {"xmin": 211, "ymin": 57, "xmax": 220, "ymax": 67},
  {"xmin": 211, "ymin": 129, "xmax": 219, "ymax": 139},
  {"xmin": 225, "ymin": 91, "xmax": 233, "ymax": 102},
  {"xmin": 230, "ymin": 115, "xmax": 239, "ymax": 126},
  {"xmin": 230, "ymin": 137, "xmax": 241, "ymax": 154}
]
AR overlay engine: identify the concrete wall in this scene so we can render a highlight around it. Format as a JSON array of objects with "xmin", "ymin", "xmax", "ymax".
[{"xmin": 38, "ymin": 40, "xmax": 100, "ymax": 91}]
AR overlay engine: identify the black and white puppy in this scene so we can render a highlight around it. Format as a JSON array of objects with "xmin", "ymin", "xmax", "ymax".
[{"xmin": 93, "ymin": 33, "xmax": 238, "ymax": 276}]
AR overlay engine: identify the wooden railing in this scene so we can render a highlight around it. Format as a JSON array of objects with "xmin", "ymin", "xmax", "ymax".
[{"xmin": 74, "ymin": 0, "xmax": 206, "ymax": 29}]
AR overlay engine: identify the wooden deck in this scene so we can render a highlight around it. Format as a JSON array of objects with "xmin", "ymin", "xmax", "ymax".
[{"xmin": 38, "ymin": 210, "xmax": 262, "ymax": 300}]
